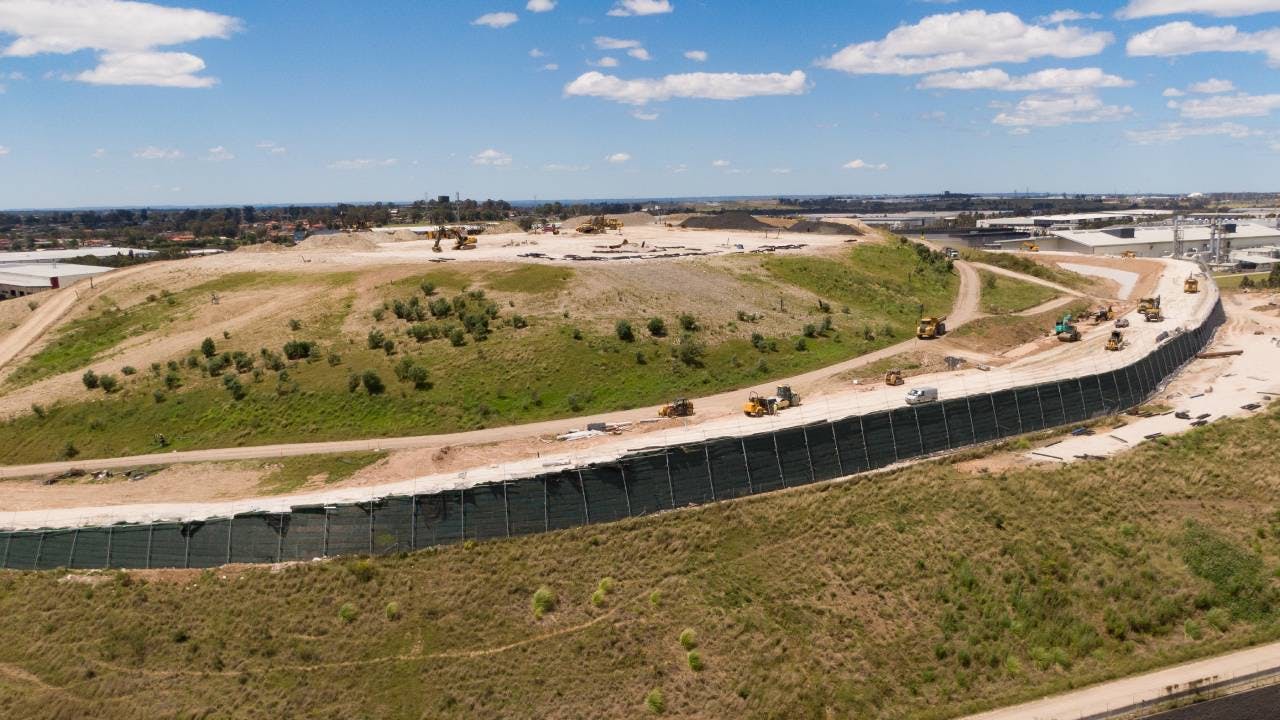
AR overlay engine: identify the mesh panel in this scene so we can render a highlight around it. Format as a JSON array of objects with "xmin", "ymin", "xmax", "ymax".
[
  {"xmin": 186, "ymin": 520, "xmax": 230, "ymax": 568},
  {"xmin": 668, "ymin": 445, "xmax": 715, "ymax": 507},
  {"xmin": 706, "ymin": 438, "xmax": 752, "ymax": 499},
  {"xmin": 1079, "ymin": 375, "xmax": 1105, "ymax": 416},
  {"xmin": 1060, "ymin": 379, "xmax": 1087, "ymax": 423},
  {"xmin": 742, "ymin": 432, "xmax": 784, "ymax": 493},
  {"xmin": 914, "ymin": 402, "xmax": 949, "ymax": 454},
  {"xmin": 70, "ymin": 528, "xmax": 110, "ymax": 569},
  {"xmin": 228, "ymin": 514, "xmax": 282, "ymax": 565},
  {"xmin": 942, "ymin": 398, "xmax": 975, "ymax": 447},
  {"xmin": 1038, "ymin": 383, "xmax": 1067, "ymax": 428},
  {"xmin": 545, "ymin": 471, "xmax": 587, "ymax": 531},
  {"xmin": 505, "ymin": 478, "xmax": 547, "ymax": 537},
  {"xmin": 775, "ymin": 427, "xmax": 813, "ymax": 488},
  {"xmin": 35, "ymin": 531, "xmax": 75, "ymax": 570},
  {"xmin": 581, "ymin": 465, "xmax": 630, "ymax": 523},
  {"xmin": 969, "ymin": 394, "xmax": 1000, "ymax": 443},
  {"xmin": 803, "ymin": 423, "xmax": 843, "ymax": 482},
  {"xmin": 833, "ymin": 418, "xmax": 870, "ymax": 475},
  {"xmin": 463, "ymin": 484, "xmax": 509, "ymax": 541},
  {"xmin": 373, "ymin": 497, "xmax": 416, "ymax": 554},
  {"xmin": 108, "ymin": 526, "xmax": 151, "ymax": 569},
  {"xmin": 889, "ymin": 407, "xmax": 923, "ymax": 459},
  {"xmin": 414, "ymin": 492, "xmax": 464, "ymax": 547},
  {"xmin": 622, "ymin": 452, "xmax": 674, "ymax": 515},
  {"xmin": 5, "ymin": 533, "xmax": 40, "ymax": 570},
  {"xmin": 148, "ymin": 524, "xmax": 188, "ymax": 569},
  {"xmin": 281, "ymin": 508, "xmax": 327, "ymax": 561},
  {"xmin": 325, "ymin": 504, "xmax": 371, "ymax": 557},
  {"xmin": 1016, "ymin": 387, "xmax": 1045, "ymax": 432},
  {"xmin": 861, "ymin": 411, "xmax": 896, "ymax": 469},
  {"xmin": 991, "ymin": 389, "xmax": 1021, "ymax": 437}
]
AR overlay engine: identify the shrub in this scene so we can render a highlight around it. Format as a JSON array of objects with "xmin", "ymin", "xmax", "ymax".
[
  {"xmin": 382, "ymin": 339, "xmax": 395, "ymax": 355},
  {"xmin": 794, "ymin": 338, "xmax": 808, "ymax": 351},
  {"xmin": 371, "ymin": 308, "xmax": 386, "ymax": 322},
  {"xmin": 448, "ymin": 328, "xmax": 466, "ymax": 347},
  {"xmin": 591, "ymin": 588, "xmax": 606, "ymax": 607},
  {"xmin": 678, "ymin": 313, "xmax": 698, "ymax": 331},
  {"xmin": 164, "ymin": 372, "xmax": 182, "ymax": 390},
  {"xmin": 1206, "ymin": 607, "xmax": 1231, "ymax": 631},
  {"xmin": 367, "ymin": 329, "xmax": 386, "ymax": 350},
  {"xmin": 645, "ymin": 688, "xmax": 665, "ymax": 714},
  {"xmin": 615, "ymin": 320, "xmax": 635, "ymax": 342},
  {"xmin": 167, "ymin": 360, "xmax": 179, "ymax": 372},
  {"xmin": 510, "ymin": 314, "xmax": 528, "ymax": 329},
  {"xmin": 676, "ymin": 334, "xmax": 706, "ymax": 367},
  {"xmin": 649, "ymin": 590, "xmax": 661, "ymax": 607},
  {"xmin": 30, "ymin": 403, "xmax": 45, "ymax": 418},
  {"xmin": 817, "ymin": 298, "xmax": 831, "ymax": 313},
  {"xmin": 819, "ymin": 316, "xmax": 833, "ymax": 335},
  {"xmin": 205, "ymin": 355, "xmax": 228, "ymax": 377},
  {"xmin": 98, "ymin": 374, "xmax": 119, "ymax": 393},
  {"xmin": 232, "ymin": 352, "xmax": 254, "ymax": 373},
  {"xmin": 284, "ymin": 340, "xmax": 315, "ymax": 360},
  {"xmin": 62, "ymin": 441, "xmax": 80, "ymax": 459},
  {"xmin": 687, "ymin": 651, "xmax": 704, "ymax": 672},
  {"xmin": 200, "ymin": 337, "xmax": 216, "ymax": 358},
  {"xmin": 803, "ymin": 323, "xmax": 818, "ymax": 338},
  {"xmin": 153, "ymin": 390, "xmax": 166, "ymax": 403},
  {"xmin": 532, "ymin": 587, "xmax": 556, "ymax": 619},
  {"xmin": 420, "ymin": 281, "xmax": 436, "ymax": 296},
  {"xmin": 678, "ymin": 628, "xmax": 697, "ymax": 650},
  {"xmin": 361, "ymin": 370, "xmax": 385, "ymax": 395},
  {"xmin": 338, "ymin": 603, "xmax": 358, "ymax": 623},
  {"xmin": 222, "ymin": 375, "xmax": 247, "ymax": 401},
  {"xmin": 750, "ymin": 333, "xmax": 767, "ymax": 351},
  {"xmin": 288, "ymin": 318, "xmax": 302, "ymax": 331},
  {"xmin": 27, "ymin": 300, "xmax": 39, "ymax": 311},
  {"xmin": 385, "ymin": 602, "xmax": 401, "ymax": 621},
  {"xmin": 327, "ymin": 352, "xmax": 342, "ymax": 366},
  {"xmin": 571, "ymin": 327, "xmax": 583, "ymax": 341},
  {"xmin": 635, "ymin": 351, "xmax": 647, "ymax": 365},
  {"xmin": 428, "ymin": 297, "xmax": 452, "ymax": 318},
  {"xmin": 347, "ymin": 373, "xmax": 360, "ymax": 393},
  {"xmin": 121, "ymin": 365, "xmax": 137, "ymax": 376},
  {"xmin": 82, "ymin": 370, "xmax": 99, "ymax": 389},
  {"xmin": 647, "ymin": 317, "xmax": 667, "ymax": 337}
]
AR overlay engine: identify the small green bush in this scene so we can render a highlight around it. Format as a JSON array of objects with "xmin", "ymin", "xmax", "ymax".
[
  {"xmin": 647, "ymin": 317, "xmax": 667, "ymax": 337},
  {"xmin": 645, "ymin": 688, "xmax": 665, "ymax": 714},
  {"xmin": 678, "ymin": 313, "xmax": 698, "ymax": 331},
  {"xmin": 81, "ymin": 370, "xmax": 99, "ymax": 389},
  {"xmin": 616, "ymin": 320, "xmax": 635, "ymax": 342},
  {"xmin": 679, "ymin": 628, "xmax": 697, "ymax": 650},
  {"xmin": 686, "ymin": 651, "xmax": 704, "ymax": 672},
  {"xmin": 532, "ymin": 587, "xmax": 556, "ymax": 619},
  {"xmin": 649, "ymin": 590, "xmax": 662, "ymax": 607},
  {"xmin": 385, "ymin": 601, "xmax": 401, "ymax": 621},
  {"xmin": 121, "ymin": 365, "xmax": 137, "ymax": 376},
  {"xmin": 367, "ymin": 328, "xmax": 386, "ymax": 350},
  {"xmin": 98, "ymin": 374, "xmax": 119, "ymax": 393},
  {"xmin": 200, "ymin": 337, "xmax": 216, "ymax": 358},
  {"xmin": 338, "ymin": 603, "xmax": 358, "ymax": 623},
  {"xmin": 361, "ymin": 370, "xmax": 386, "ymax": 395},
  {"xmin": 288, "ymin": 318, "xmax": 302, "ymax": 331}
]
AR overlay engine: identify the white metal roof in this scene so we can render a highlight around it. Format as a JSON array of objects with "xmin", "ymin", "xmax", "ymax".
[
  {"xmin": 0, "ymin": 247, "xmax": 155, "ymax": 264},
  {"xmin": 0, "ymin": 272, "xmax": 49, "ymax": 287},
  {"xmin": 1053, "ymin": 222, "xmax": 1280, "ymax": 248},
  {"xmin": 0, "ymin": 263, "xmax": 112, "ymax": 279}
]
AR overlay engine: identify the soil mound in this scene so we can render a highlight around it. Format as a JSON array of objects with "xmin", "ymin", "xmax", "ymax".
[
  {"xmin": 484, "ymin": 221, "xmax": 524, "ymax": 234},
  {"xmin": 293, "ymin": 233, "xmax": 381, "ymax": 252},
  {"xmin": 680, "ymin": 211, "xmax": 773, "ymax": 231},
  {"xmin": 561, "ymin": 212, "xmax": 656, "ymax": 228},
  {"xmin": 234, "ymin": 242, "xmax": 288, "ymax": 254},
  {"xmin": 789, "ymin": 220, "xmax": 865, "ymax": 236}
]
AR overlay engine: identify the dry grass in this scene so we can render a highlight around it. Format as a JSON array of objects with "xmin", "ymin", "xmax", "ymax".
[{"xmin": 2, "ymin": 408, "xmax": 1279, "ymax": 719}]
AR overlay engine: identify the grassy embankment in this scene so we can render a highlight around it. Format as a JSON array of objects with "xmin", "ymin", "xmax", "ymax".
[
  {"xmin": 977, "ymin": 270, "xmax": 1059, "ymax": 315},
  {"xmin": 961, "ymin": 249, "xmax": 1092, "ymax": 290},
  {"xmin": 949, "ymin": 300, "xmax": 1094, "ymax": 354},
  {"xmin": 0, "ymin": 241, "xmax": 956, "ymax": 463},
  {"xmin": 1, "ymin": 407, "xmax": 1278, "ymax": 719}
]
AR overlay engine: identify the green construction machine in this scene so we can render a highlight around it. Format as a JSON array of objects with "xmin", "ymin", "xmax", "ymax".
[{"xmin": 1055, "ymin": 313, "xmax": 1081, "ymax": 342}]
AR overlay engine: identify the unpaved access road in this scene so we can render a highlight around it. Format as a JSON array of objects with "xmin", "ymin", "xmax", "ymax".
[{"xmin": 959, "ymin": 639, "xmax": 1280, "ymax": 720}]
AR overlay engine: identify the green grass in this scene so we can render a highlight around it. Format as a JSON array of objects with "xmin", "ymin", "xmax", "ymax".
[
  {"xmin": 2, "ymin": 407, "xmax": 1280, "ymax": 718},
  {"xmin": 951, "ymin": 300, "xmax": 1093, "ymax": 352},
  {"xmin": 0, "ymin": 243, "xmax": 958, "ymax": 463},
  {"xmin": 484, "ymin": 266, "xmax": 574, "ymax": 294},
  {"xmin": 1214, "ymin": 273, "xmax": 1270, "ymax": 291},
  {"xmin": 255, "ymin": 452, "xmax": 388, "ymax": 494},
  {"xmin": 961, "ymin": 249, "xmax": 1091, "ymax": 290},
  {"xmin": 977, "ymin": 270, "xmax": 1059, "ymax": 314}
]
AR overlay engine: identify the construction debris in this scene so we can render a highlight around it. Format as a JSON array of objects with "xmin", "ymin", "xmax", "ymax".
[{"xmin": 1196, "ymin": 349, "xmax": 1244, "ymax": 359}]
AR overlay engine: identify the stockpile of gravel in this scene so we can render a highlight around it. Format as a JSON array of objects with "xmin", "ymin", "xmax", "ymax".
[
  {"xmin": 788, "ymin": 220, "xmax": 865, "ymax": 235},
  {"xmin": 294, "ymin": 232, "xmax": 381, "ymax": 251},
  {"xmin": 680, "ymin": 211, "xmax": 774, "ymax": 231}
]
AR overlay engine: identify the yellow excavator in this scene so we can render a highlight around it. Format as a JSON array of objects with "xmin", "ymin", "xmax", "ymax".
[
  {"xmin": 1021, "ymin": 241, "xmax": 1040, "ymax": 252},
  {"xmin": 884, "ymin": 369, "xmax": 904, "ymax": 386},
  {"xmin": 428, "ymin": 227, "xmax": 476, "ymax": 251},
  {"xmin": 575, "ymin": 216, "xmax": 623, "ymax": 234},
  {"xmin": 658, "ymin": 398, "xmax": 694, "ymax": 418},
  {"xmin": 917, "ymin": 316, "xmax": 947, "ymax": 339},
  {"xmin": 1184, "ymin": 275, "xmax": 1200, "ymax": 294},
  {"xmin": 1106, "ymin": 330, "xmax": 1124, "ymax": 351},
  {"xmin": 1122, "ymin": 250, "xmax": 1137, "ymax": 259}
]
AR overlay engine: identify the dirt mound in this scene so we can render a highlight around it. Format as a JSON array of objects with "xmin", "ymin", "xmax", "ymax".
[
  {"xmin": 235, "ymin": 242, "xmax": 288, "ymax": 254},
  {"xmin": 680, "ymin": 212, "xmax": 774, "ymax": 231},
  {"xmin": 381, "ymin": 230, "xmax": 421, "ymax": 243},
  {"xmin": 483, "ymin": 221, "xmax": 524, "ymax": 235},
  {"xmin": 789, "ymin": 220, "xmax": 865, "ymax": 236},
  {"xmin": 561, "ymin": 212, "xmax": 655, "ymax": 228},
  {"xmin": 293, "ymin": 233, "xmax": 381, "ymax": 252},
  {"xmin": 755, "ymin": 216, "xmax": 798, "ymax": 229}
]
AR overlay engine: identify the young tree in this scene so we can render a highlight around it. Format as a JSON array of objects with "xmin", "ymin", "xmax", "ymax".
[
  {"xmin": 201, "ymin": 337, "xmax": 217, "ymax": 358},
  {"xmin": 361, "ymin": 370, "xmax": 385, "ymax": 395}
]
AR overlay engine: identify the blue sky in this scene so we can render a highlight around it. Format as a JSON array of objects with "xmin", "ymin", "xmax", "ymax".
[{"xmin": 0, "ymin": 0, "xmax": 1278, "ymax": 208}]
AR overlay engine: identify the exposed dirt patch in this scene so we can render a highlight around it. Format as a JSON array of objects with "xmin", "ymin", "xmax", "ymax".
[
  {"xmin": 681, "ymin": 211, "xmax": 774, "ymax": 231},
  {"xmin": 294, "ymin": 233, "xmax": 381, "ymax": 252}
]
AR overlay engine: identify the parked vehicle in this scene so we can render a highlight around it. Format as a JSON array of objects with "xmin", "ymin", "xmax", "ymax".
[{"xmin": 905, "ymin": 387, "xmax": 938, "ymax": 405}]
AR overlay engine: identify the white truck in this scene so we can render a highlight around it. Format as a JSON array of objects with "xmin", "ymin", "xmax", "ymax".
[{"xmin": 905, "ymin": 387, "xmax": 938, "ymax": 405}]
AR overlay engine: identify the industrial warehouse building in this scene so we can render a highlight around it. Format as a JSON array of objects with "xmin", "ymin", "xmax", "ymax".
[
  {"xmin": 0, "ymin": 247, "xmax": 154, "ymax": 267},
  {"xmin": 994, "ymin": 222, "xmax": 1280, "ymax": 260},
  {"xmin": 0, "ymin": 263, "xmax": 112, "ymax": 300}
]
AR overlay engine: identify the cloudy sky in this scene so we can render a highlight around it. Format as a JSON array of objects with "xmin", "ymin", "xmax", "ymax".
[{"xmin": 0, "ymin": 0, "xmax": 1278, "ymax": 208}]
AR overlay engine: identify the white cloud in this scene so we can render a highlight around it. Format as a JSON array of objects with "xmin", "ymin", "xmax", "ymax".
[
  {"xmin": 817, "ymin": 10, "xmax": 1112, "ymax": 75},
  {"xmin": 0, "ymin": 0, "xmax": 239, "ymax": 88},
  {"xmin": 1163, "ymin": 87, "xmax": 1186, "ymax": 97},
  {"xmin": 992, "ymin": 93, "xmax": 1133, "ymax": 127},
  {"xmin": 771, "ymin": 167, "xmax": 792, "ymax": 174},
  {"xmin": 1008, "ymin": 127, "xmax": 1032, "ymax": 135},
  {"xmin": 526, "ymin": 0, "xmax": 556, "ymax": 12},
  {"xmin": 918, "ymin": 67, "xmax": 1132, "ymax": 92},
  {"xmin": 670, "ymin": 163, "xmax": 688, "ymax": 173},
  {"xmin": 1041, "ymin": 9, "xmax": 1103, "ymax": 23},
  {"xmin": 630, "ymin": 109, "xmax": 659, "ymax": 120},
  {"xmin": 607, "ymin": 0, "xmax": 673, "ymax": 17},
  {"xmin": 684, "ymin": 50, "xmax": 707, "ymax": 62},
  {"xmin": 1175, "ymin": 92, "xmax": 1280, "ymax": 118},
  {"xmin": 472, "ymin": 12, "xmax": 518, "ymax": 29},
  {"xmin": 1271, "ymin": 139, "xmax": 1280, "ymax": 152},
  {"xmin": 1125, "ymin": 121, "xmax": 1258, "ymax": 144},
  {"xmin": 564, "ymin": 70, "xmax": 808, "ymax": 105},
  {"xmin": 544, "ymin": 162, "xmax": 588, "ymax": 171},
  {"xmin": 1118, "ymin": 0, "xmax": 1280, "ymax": 19},
  {"xmin": 1188, "ymin": 78, "xmax": 1235, "ymax": 94},
  {"xmin": 844, "ymin": 159, "xmax": 888, "ymax": 170},
  {"xmin": 91, "ymin": 148, "xmax": 106, "ymax": 159},
  {"xmin": 1126, "ymin": 22, "xmax": 1280, "ymax": 65},
  {"xmin": 541, "ymin": 63, "xmax": 559, "ymax": 71},
  {"xmin": 256, "ymin": 141, "xmax": 287, "ymax": 155},
  {"xmin": 591, "ymin": 57, "xmax": 619, "ymax": 68},
  {"xmin": 529, "ymin": 48, "xmax": 546, "ymax": 58},
  {"xmin": 327, "ymin": 158, "xmax": 397, "ymax": 170},
  {"xmin": 594, "ymin": 36, "xmax": 642, "ymax": 50},
  {"xmin": 133, "ymin": 146, "xmax": 182, "ymax": 160},
  {"xmin": 605, "ymin": 152, "xmax": 631, "ymax": 163},
  {"xmin": 711, "ymin": 159, "xmax": 731, "ymax": 167},
  {"xmin": 627, "ymin": 47, "xmax": 651, "ymax": 60},
  {"xmin": 471, "ymin": 148, "xmax": 512, "ymax": 166},
  {"xmin": 204, "ymin": 145, "xmax": 234, "ymax": 162},
  {"xmin": 0, "ymin": 145, "xmax": 9, "ymax": 156}
]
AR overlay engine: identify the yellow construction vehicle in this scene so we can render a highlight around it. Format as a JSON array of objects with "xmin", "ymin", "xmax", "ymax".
[
  {"xmin": 1121, "ymin": 250, "xmax": 1137, "ymax": 259},
  {"xmin": 1144, "ymin": 306, "xmax": 1164, "ymax": 322},
  {"xmin": 658, "ymin": 398, "xmax": 694, "ymax": 418},
  {"xmin": 743, "ymin": 391, "xmax": 776, "ymax": 417},
  {"xmin": 604, "ymin": 217, "xmax": 623, "ymax": 230},
  {"xmin": 1138, "ymin": 295, "xmax": 1161, "ymax": 317},
  {"xmin": 884, "ymin": 369, "xmax": 904, "ymax": 386},
  {"xmin": 1091, "ymin": 306, "xmax": 1115, "ymax": 323},
  {"xmin": 576, "ymin": 216, "xmax": 619, "ymax": 234},
  {"xmin": 1184, "ymin": 275, "xmax": 1200, "ymax": 294},
  {"xmin": 1106, "ymin": 330, "xmax": 1124, "ymax": 351},
  {"xmin": 1021, "ymin": 241, "xmax": 1040, "ymax": 252},
  {"xmin": 916, "ymin": 316, "xmax": 947, "ymax": 339}
]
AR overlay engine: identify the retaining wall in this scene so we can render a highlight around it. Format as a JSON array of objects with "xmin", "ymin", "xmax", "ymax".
[{"xmin": 0, "ymin": 300, "xmax": 1226, "ymax": 571}]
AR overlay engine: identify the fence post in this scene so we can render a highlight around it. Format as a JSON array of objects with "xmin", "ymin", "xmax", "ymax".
[
  {"xmin": 1012, "ymin": 389, "xmax": 1024, "ymax": 435},
  {"xmin": 68, "ymin": 529, "xmax": 79, "ymax": 569},
  {"xmin": 225, "ymin": 517, "xmax": 233, "ymax": 565},
  {"xmin": 663, "ymin": 448, "xmax": 676, "ymax": 509},
  {"xmin": 184, "ymin": 525, "xmax": 191, "ymax": 569},
  {"xmin": 858, "ymin": 416, "xmax": 871, "ymax": 470},
  {"xmin": 105, "ymin": 526, "xmax": 113, "ymax": 570},
  {"xmin": 739, "ymin": 438, "xmax": 755, "ymax": 494},
  {"xmin": 410, "ymin": 496, "xmax": 418, "ymax": 551},
  {"xmin": 368, "ymin": 500, "xmax": 375, "ymax": 553},
  {"xmin": 703, "ymin": 444, "xmax": 717, "ymax": 500},
  {"xmin": 276, "ymin": 514, "xmax": 285, "ymax": 563},
  {"xmin": 145, "ymin": 525, "xmax": 154, "ymax": 570},
  {"xmin": 502, "ymin": 482, "xmax": 512, "ymax": 538},
  {"xmin": 1034, "ymin": 386, "xmax": 1047, "ymax": 430},
  {"xmin": 1122, "ymin": 366, "xmax": 1136, "ymax": 408},
  {"xmin": 618, "ymin": 464, "xmax": 634, "ymax": 516},
  {"xmin": 829, "ymin": 423, "xmax": 844, "ymax": 477},
  {"xmin": 912, "ymin": 407, "xmax": 925, "ymax": 455},
  {"xmin": 459, "ymin": 490, "xmax": 467, "ymax": 539},
  {"xmin": 987, "ymin": 394, "xmax": 1001, "ymax": 439},
  {"xmin": 1056, "ymin": 383, "xmax": 1068, "ymax": 426},
  {"xmin": 965, "ymin": 396, "xmax": 976, "ymax": 445},
  {"xmin": 323, "ymin": 510, "xmax": 330, "ymax": 557},
  {"xmin": 772, "ymin": 432, "xmax": 787, "ymax": 487},
  {"xmin": 801, "ymin": 427, "xmax": 815, "ymax": 483},
  {"xmin": 33, "ymin": 532, "xmax": 44, "ymax": 571},
  {"xmin": 939, "ymin": 403, "xmax": 952, "ymax": 449},
  {"xmin": 542, "ymin": 478, "xmax": 549, "ymax": 533},
  {"xmin": 576, "ymin": 469, "xmax": 591, "ymax": 524},
  {"xmin": 887, "ymin": 411, "xmax": 901, "ymax": 462}
]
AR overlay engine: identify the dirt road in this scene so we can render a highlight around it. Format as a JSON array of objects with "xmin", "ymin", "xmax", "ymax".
[{"xmin": 959, "ymin": 640, "xmax": 1280, "ymax": 720}]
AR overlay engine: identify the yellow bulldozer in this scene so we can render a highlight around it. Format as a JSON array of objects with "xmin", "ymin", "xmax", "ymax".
[
  {"xmin": 1091, "ymin": 305, "xmax": 1115, "ymax": 323},
  {"xmin": 916, "ymin": 316, "xmax": 947, "ymax": 339},
  {"xmin": 658, "ymin": 398, "xmax": 694, "ymax": 418},
  {"xmin": 743, "ymin": 386, "xmax": 800, "ymax": 417},
  {"xmin": 1106, "ymin": 330, "xmax": 1124, "ymax": 351},
  {"xmin": 575, "ymin": 216, "xmax": 622, "ymax": 234},
  {"xmin": 884, "ymin": 369, "xmax": 904, "ymax": 386},
  {"xmin": 1122, "ymin": 250, "xmax": 1137, "ymax": 259},
  {"xmin": 1138, "ymin": 295, "xmax": 1161, "ymax": 317},
  {"xmin": 1021, "ymin": 241, "xmax": 1040, "ymax": 252},
  {"xmin": 1184, "ymin": 275, "xmax": 1200, "ymax": 294}
]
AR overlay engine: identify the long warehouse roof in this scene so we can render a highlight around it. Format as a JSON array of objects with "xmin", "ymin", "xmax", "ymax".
[{"xmin": 1054, "ymin": 222, "xmax": 1280, "ymax": 248}]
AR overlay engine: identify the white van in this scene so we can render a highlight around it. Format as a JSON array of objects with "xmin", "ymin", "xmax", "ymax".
[{"xmin": 905, "ymin": 387, "xmax": 938, "ymax": 405}]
